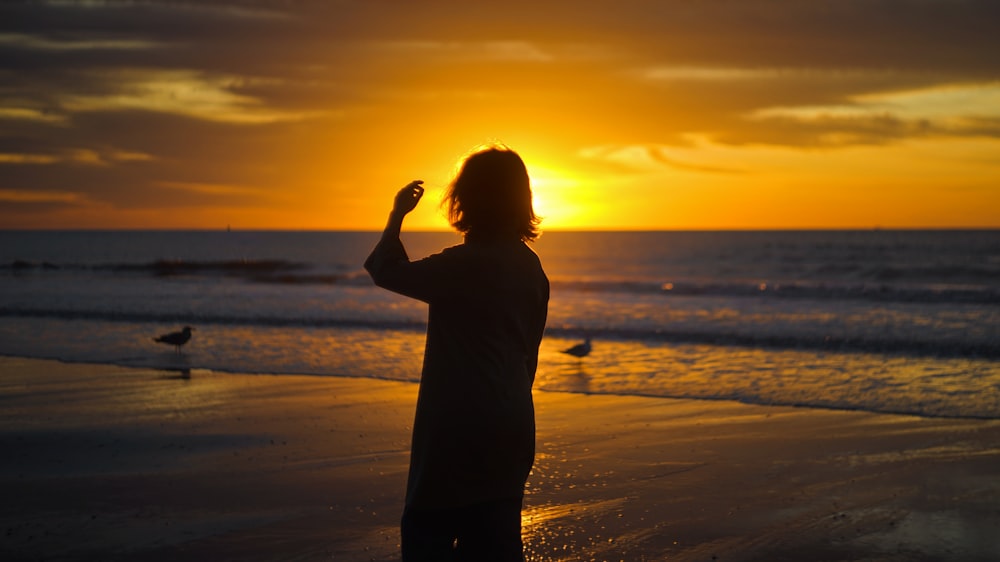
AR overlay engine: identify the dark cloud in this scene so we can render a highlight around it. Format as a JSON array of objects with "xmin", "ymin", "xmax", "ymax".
[{"xmin": 0, "ymin": 200, "xmax": 84, "ymax": 219}]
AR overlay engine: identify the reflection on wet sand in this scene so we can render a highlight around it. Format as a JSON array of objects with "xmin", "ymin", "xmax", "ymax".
[
  {"xmin": 161, "ymin": 368, "xmax": 192, "ymax": 379},
  {"xmin": 3, "ymin": 358, "xmax": 998, "ymax": 561},
  {"xmin": 522, "ymin": 498, "xmax": 626, "ymax": 561}
]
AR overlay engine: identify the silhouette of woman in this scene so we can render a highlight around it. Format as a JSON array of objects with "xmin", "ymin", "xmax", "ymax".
[{"xmin": 365, "ymin": 146, "xmax": 548, "ymax": 561}]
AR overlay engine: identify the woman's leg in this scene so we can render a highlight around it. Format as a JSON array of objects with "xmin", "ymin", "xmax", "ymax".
[
  {"xmin": 401, "ymin": 506, "xmax": 457, "ymax": 562},
  {"xmin": 454, "ymin": 497, "xmax": 524, "ymax": 562}
]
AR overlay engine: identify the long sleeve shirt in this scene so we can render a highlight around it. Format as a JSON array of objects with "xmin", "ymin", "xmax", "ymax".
[{"xmin": 365, "ymin": 234, "xmax": 549, "ymax": 509}]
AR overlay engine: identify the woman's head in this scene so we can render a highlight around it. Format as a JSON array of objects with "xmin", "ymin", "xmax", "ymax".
[{"xmin": 444, "ymin": 146, "xmax": 541, "ymax": 242}]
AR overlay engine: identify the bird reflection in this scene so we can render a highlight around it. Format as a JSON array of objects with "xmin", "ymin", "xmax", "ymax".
[
  {"xmin": 160, "ymin": 368, "xmax": 192, "ymax": 380},
  {"xmin": 564, "ymin": 364, "xmax": 591, "ymax": 393}
]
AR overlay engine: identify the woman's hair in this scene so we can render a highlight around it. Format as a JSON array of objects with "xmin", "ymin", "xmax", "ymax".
[{"xmin": 444, "ymin": 146, "xmax": 541, "ymax": 242}]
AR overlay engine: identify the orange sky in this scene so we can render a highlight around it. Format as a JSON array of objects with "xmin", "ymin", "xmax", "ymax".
[{"xmin": 2, "ymin": 1, "xmax": 999, "ymax": 230}]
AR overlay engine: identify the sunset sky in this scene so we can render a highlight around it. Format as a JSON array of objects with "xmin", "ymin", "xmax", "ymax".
[{"xmin": 2, "ymin": 0, "xmax": 999, "ymax": 230}]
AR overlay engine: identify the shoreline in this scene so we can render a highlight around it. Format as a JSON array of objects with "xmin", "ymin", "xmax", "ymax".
[
  {"xmin": 2, "ymin": 351, "xmax": 996, "ymax": 423},
  {"xmin": 2, "ymin": 356, "xmax": 999, "ymax": 561}
]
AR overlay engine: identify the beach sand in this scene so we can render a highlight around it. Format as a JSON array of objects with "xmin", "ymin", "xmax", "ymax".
[{"xmin": 1, "ymin": 356, "xmax": 998, "ymax": 561}]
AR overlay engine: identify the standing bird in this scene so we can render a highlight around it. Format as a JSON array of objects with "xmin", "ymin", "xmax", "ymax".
[
  {"xmin": 154, "ymin": 326, "xmax": 194, "ymax": 353},
  {"xmin": 561, "ymin": 335, "xmax": 592, "ymax": 359}
]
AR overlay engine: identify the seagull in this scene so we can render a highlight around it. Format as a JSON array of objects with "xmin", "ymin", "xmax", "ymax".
[
  {"xmin": 561, "ymin": 335, "xmax": 592, "ymax": 359},
  {"xmin": 154, "ymin": 326, "xmax": 194, "ymax": 353}
]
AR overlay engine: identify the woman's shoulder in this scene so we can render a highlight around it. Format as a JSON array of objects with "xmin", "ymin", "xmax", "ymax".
[
  {"xmin": 435, "ymin": 241, "xmax": 540, "ymax": 271},
  {"xmin": 458, "ymin": 239, "xmax": 539, "ymax": 257}
]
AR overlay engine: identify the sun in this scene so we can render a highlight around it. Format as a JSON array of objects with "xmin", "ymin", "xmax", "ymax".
[{"xmin": 528, "ymin": 164, "xmax": 592, "ymax": 230}]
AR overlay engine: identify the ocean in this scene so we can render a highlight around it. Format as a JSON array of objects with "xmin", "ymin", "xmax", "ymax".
[{"xmin": 1, "ymin": 230, "xmax": 998, "ymax": 419}]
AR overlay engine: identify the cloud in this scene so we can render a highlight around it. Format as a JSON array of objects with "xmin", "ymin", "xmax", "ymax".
[
  {"xmin": 57, "ymin": 69, "xmax": 326, "ymax": 124},
  {"xmin": 157, "ymin": 180, "xmax": 264, "ymax": 196},
  {"xmin": 578, "ymin": 144, "xmax": 744, "ymax": 175},
  {"xmin": 0, "ymin": 32, "xmax": 162, "ymax": 51},
  {"xmin": 65, "ymin": 148, "xmax": 107, "ymax": 166},
  {"xmin": 0, "ymin": 107, "xmax": 68, "ymax": 124},
  {"xmin": 0, "ymin": 147, "xmax": 155, "ymax": 166},
  {"xmin": 596, "ymin": 1, "xmax": 1000, "ymax": 75},
  {"xmin": 748, "ymin": 82, "xmax": 1000, "ymax": 145},
  {"xmin": 370, "ymin": 40, "xmax": 556, "ymax": 63},
  {"xmin": 0, "ymin": 1, "xmax": 307, "ymax": 78},
  {"xmin": 0, "ymin": 153, "xmax": 60, "ymax": 164},
  {"xmin": 31, "ymin": 0, "xmax": 293, "ymax": 22},
  {"xmin": 109, "ymin": 149, "xmax": 154, "ymax": 162},
  {"xmin": 641, "ymin": 66, "xmax": 791, "ymax": 82},
  {"xmin": 0, "ymin": 188, "xmax": 84, "ymax": 204},
  {"xmin": 0, "ymin": 187, "xmax": 92, "ymax": 215},
  {"xmin": 65, "ymin": 147, "xmax": 156, "ymax": 165}
]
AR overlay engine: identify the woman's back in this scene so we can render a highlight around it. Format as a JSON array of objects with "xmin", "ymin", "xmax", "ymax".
[
  {"xmin": 365, "ymin": 146, "xmax": 547, "ymax": 560},
  {"xmin": 368, "ymin": 238, "xmax": 548, "ymax": 508}
]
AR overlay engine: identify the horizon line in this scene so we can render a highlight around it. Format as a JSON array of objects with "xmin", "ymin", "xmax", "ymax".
[{"xmin": 3, "ymin": 226, "xmax": 999, "ymax": 233}]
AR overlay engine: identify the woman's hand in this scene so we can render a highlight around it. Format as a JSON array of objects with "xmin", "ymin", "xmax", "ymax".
[{"xmin": 392, "ymin": 180, "xmax": 424, "ymax": 218}]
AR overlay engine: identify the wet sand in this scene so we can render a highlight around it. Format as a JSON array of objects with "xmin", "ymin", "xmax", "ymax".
[{"xmin": 1, "ymin": 356, "xmax": 998, "ymax": 561}]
